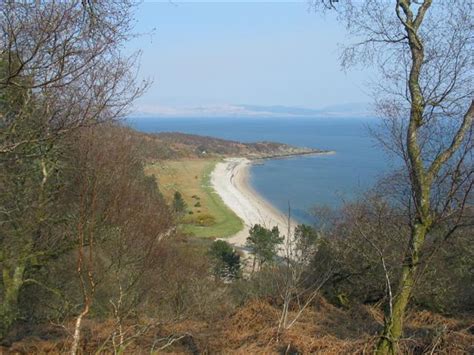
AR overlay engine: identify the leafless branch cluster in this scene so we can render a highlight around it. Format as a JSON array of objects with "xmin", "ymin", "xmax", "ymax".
[{"xmin": 0, "ymin": 1, "xmax": 148, "ymax": 156}]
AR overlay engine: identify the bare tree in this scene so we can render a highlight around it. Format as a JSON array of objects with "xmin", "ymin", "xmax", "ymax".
[
  {"xmin": 276, "ymin": 240, "xmax": 332, "ymax": 336},
  {"xmin": 64, "ymin": 124, "xmax": 173, "ymax": 353},
  {"xmin": 0, "ymin": 1, "xmax": 146, "ymax": 154},
  {"xmin": 275, "ymin": 209, "xmax": 334, "ymax": 337},
  {"xmin": 311, "ymin": 1, "xmax": 473, "ymax": 353},
  {"xmin": 0, "ymin": 1, "xmax": 146, "ymax": 340}
]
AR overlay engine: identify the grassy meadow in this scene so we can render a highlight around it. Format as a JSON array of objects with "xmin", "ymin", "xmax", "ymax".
[{"xmin": 146, "ymin": 159, "xmax": 243, "ymax": 238}]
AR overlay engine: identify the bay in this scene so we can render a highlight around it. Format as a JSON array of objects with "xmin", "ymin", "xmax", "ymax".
[{"xmin": 128, "ymin": 116, "xmax": 392, "ymax": 224}]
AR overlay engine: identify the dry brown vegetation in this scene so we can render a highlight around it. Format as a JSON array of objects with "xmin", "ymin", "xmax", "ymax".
[{"xmin": 2, "ymin": 297, "xmax": 472, "ymax": 354}]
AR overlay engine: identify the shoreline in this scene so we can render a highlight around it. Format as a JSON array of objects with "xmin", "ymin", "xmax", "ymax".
[
  {"xmin": 249, "ymin": 150, "xmax": 336, "ymax": 162},
  {"xmin": 210, "ymin": 157, "xmax": 295, "ymax": 248}
]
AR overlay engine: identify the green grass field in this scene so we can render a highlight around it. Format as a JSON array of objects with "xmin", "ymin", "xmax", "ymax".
[{"xmin": 145, "ymin": 159, "xmax": 243, "ymax": 238}]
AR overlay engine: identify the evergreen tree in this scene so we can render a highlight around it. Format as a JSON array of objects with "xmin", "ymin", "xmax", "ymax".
[
  {"xmin": 208, "ymin": 240, "xmax": 241, "ymax": 280},
  {"xmin": 246, "ymin": 224, "xmax": 283, "ymax": 272},
  {"xmin": 172, "ymin": 191, "xmax": 187, "ymax": 216}
]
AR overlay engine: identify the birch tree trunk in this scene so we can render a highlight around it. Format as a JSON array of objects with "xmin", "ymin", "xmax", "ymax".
[{"xmin": 376, "ymin": 2, "xmax": 472, "ymax": 352}]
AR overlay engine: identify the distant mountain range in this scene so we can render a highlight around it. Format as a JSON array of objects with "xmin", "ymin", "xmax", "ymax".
[{"xmin": 132, "ymin": 102, "xmax": 373, "ymax": 119}]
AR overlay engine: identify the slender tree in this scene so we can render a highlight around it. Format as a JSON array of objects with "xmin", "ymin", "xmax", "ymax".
[{"xmin": 312, "ymin": 1, "xmax": 473, "ymax": 353}]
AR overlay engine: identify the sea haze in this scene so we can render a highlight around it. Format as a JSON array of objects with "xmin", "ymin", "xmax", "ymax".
[{"xmin": 128, "ymin": 117, "xmax": 393, "ymax": 224}]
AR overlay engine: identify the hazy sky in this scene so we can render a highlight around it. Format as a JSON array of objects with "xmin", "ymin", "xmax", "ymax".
[{"xmin": 129, "ymin": 1, "xmax": 373, "ymax": 114}]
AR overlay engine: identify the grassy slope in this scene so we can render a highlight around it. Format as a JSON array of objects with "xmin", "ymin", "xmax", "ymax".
[{"xmin": 145, "ymin": 159, "xmax": 243, "ymax": 238}]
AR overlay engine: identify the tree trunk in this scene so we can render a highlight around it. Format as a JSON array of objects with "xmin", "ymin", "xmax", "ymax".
[
  {"xmin": 251, "ymin": 255, "xmax": 257, "ymax": 274},
  {"xmin": 376, "ymin": 223, "xmax": 427, "ymax": 354},
  {"xmin": 70, "ymin": 303, "xmax": 90, "ymax": 355},
  {"xmin": 0, "ymin": 264, "xmax": 26, "ymax": 340}
]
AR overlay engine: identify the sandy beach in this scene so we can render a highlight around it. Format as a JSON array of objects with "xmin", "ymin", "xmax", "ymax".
[{"xmin": 211, "ymin": 157, "xmax": 293, "ymax": 248}]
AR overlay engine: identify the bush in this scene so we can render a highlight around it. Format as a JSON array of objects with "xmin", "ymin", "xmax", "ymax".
[
  {"xmin": 195, "ymin": 213, "xmax": 216, "ymax": 226},
  {"xmin": 142, "ymin": 238, "xmax": 233, "ymax": 320}
]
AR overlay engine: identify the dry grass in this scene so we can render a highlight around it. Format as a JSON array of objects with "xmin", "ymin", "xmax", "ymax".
[
  {"xmin": 2, "ymin": 299, "xmax": 473, "ymax": 354},
  {"xmin": 145, "ymin": 159, "xmax": 243, "ymax": 238},
  {"xmin": 203, "ymin": 298, "xmax": 472, "ymax": 354},
  {"xmin": 145, "ymin": 159, "xmax": 211, "ymax": 203}
]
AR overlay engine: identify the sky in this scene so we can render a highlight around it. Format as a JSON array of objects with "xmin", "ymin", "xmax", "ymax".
[{"xmin": 128, "ymin": 1, "xmax": 374, "ymax": 116}]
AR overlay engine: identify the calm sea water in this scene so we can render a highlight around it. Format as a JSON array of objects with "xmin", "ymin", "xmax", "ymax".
[{"xmin": 128, "ymin": 117, "xmax": 393, "ymax": 224}]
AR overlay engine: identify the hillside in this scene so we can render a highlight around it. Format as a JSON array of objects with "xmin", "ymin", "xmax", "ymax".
[{"xmin": 126, "ymin": 130, "xmax": 329, "ymax": 160}]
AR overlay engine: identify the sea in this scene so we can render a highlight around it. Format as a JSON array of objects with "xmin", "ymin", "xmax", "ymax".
[{"xmin": 128, "ymin": 117, "xmax": 395, "ymax": 224}]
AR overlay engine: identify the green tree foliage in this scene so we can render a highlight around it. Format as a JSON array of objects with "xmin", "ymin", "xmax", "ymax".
[
  {"xmin": 246, "ymin": 224, "xmax": 283, "ymax": 271},
  {"xmin": 172, "ymin": 191, "xmax": 187, "ymax": 216},
  {"xmin": 208, "ymin": 240, "xmax": 241, "ymax": 280}
]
